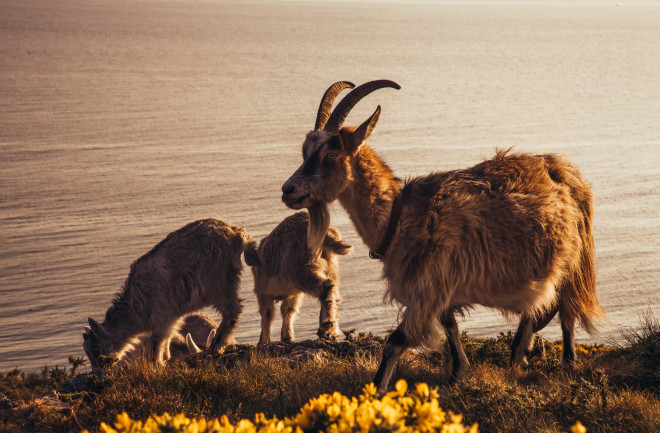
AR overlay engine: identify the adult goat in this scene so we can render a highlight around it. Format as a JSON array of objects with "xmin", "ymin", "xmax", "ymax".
[
  {"xmin": 244, "ymin": 211, "xmax": 351, "ymax": 344},
  {"xmin": 281, "ymin": 80, "xmax": 604, "ymax": 390},
  {"xmin": 83, "ymin": 218, "xmax": 253, "ymax": 371}
]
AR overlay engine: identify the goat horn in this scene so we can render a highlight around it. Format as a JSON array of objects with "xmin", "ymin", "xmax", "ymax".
[
  {"xmin": 324, "ymin": 80, "xmax": 401, "ymax": 132},
  {"xmin": 314, "ymin": 81, "xmax": 355, "ymax": 130}
]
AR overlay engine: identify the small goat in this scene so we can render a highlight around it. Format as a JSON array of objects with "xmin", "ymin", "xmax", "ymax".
[
  {"xmin": 244, "ymin": 211, "xmax": 351, "ymax": 345},
  {"xmin": 121, "ymin": 312, "xmax": 218, "ymax": 362},
  {"xmin": 281, "ymin": 80, "xmax": 604, "ymax": 390},
  {"xmin": 83, "ymin": 218, "xmax": 253, "ymax": 371}
]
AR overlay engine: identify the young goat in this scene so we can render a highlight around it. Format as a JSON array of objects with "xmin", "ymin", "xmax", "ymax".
[
  {"xmin": 281, "ymin": 80, "xmax": 605, "ymax": 390},
  {"xmin": 122, "ymin": 312, "xmax": 218, "ymax": 362},
  {"xmin": 244, "ymin": 211, "xmax": 351, "ymax": 345},
  {"xmin": 83, "ymin": 219, "xmax": 253, "ymax": 371}
]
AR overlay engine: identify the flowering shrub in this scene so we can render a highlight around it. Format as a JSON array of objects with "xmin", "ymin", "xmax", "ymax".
[
  {"xmin": 85, "ymin": 380, "xmax": 478, "ymax": 433},
  {"xmin": 552, "ymin": 344, "xmax": 613, "ymax": 356},
  {"xmin": 85, "ymin": 380, "xmax": 589, "ymax": 433}
]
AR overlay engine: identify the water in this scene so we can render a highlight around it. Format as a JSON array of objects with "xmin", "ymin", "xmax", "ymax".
[{"xmin": 1, "ymin": 0, "xmax": 658, "ymax": 372}]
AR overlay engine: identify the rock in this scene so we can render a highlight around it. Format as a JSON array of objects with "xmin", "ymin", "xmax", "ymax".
[
  {"xmin": 59, "ymin": 373, "xmax": 90, "ymax": 393},
  {"xmin": 36, "ymin": 390, "xmax": 72, "ymax": 415}
]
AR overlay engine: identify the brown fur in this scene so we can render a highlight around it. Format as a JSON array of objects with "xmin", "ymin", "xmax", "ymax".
[
  {"xmin": 281, "ymin": 80, "xmax": 604, "ymax": 389},
  {"xmin": 120, "ymin": 312, "xmax": 218, "ymax": 363},
  {"xmin": 83, "ymin": 219, "xmax": 252, "ymax": 371},
  {"xmin": 245, "ymin": 212, "xmax": 351, "ymax": 344}
]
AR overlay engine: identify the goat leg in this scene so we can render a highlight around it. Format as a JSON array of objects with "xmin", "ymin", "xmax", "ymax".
[
  {"xmin": 560, "ymin": 304, "xmax": 577, "ymax": 366},
  {"xmin": 511, "ymin": 305, "xmax": 559, "ymax": 367},
  {"xmin": 257, "ymin": 295, "xmax": 276, "ymax": 346},
  {"xmin": 317, "ymin": 280, "xmax": 340, "ymax": 340},
  {"xmin": 209, "ymin": 312, "xmax": 240, "ymax": 354},
  {"xmin": 440, "ymin": 310, "xmax": 470, "ymax": 380},
  {"xmin": 280, "ymin": 294, "xmax": 301, "ymax": 343},
  {"xmin": 373, "ymin": 326, "xmax": 408, "ymax": 392}
]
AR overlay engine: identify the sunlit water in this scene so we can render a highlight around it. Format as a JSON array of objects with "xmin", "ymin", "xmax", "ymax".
[{"xmin": 1, "ymin": 0, "xmax": 659, "ymax": 371}]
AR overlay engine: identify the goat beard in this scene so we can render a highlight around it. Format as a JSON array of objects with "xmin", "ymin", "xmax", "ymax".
[{"xmin": 307, "ymin": 202, "xmax": 330, "ymax": 257}]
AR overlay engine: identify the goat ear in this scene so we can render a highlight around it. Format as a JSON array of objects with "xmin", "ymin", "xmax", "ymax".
[
  {"xmin": 346, "ymin": 105, "xmax": 381, "ymax": 154},
  {"xmin": 88, "ymin": 318, "xmax": 106, "ymax": 337}
]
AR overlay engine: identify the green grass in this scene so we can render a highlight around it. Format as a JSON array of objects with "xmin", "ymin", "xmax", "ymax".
[{"xmin": 1, "ymin": 319, "xmax": 658, "ymax": 433}]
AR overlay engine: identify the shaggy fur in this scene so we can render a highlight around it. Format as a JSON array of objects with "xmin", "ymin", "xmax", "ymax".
[
  {"xmin": 281, "ymin": 80, "xmax": 604, "ymax": 390},
  {"xmin": 83, "ymin": 219, "xmax": 253, "ymax": 371},
  {"xmin": 244, "ymin": 212, "xmax": 351, "ymax": 344}
]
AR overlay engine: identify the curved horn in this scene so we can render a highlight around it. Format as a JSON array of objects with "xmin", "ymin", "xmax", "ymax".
[
  {"xmin": 324, "ymin": 80, "xmax": 401, "ymax": 132},
  {"xmin": 314, "ymin": 81, "xmax": 355, "ymax": 130}
]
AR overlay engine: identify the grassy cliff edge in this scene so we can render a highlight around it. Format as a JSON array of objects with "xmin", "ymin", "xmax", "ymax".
[{"xmin": 1, "ymin": 319, "xmax": 658, "ymax": 433}]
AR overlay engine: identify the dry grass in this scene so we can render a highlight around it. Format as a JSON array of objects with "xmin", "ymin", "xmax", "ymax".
[{"xmin": 1, "ymin": 320, "xmax": 658, "ymax": 433}]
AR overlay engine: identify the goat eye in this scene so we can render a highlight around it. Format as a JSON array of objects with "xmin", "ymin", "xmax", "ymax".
[{"xmin": 327, "ymin": 153, "xmax": 338, "ymax": 160}]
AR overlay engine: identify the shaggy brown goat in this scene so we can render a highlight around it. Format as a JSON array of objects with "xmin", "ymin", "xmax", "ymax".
[
  {"xmin": 244, "ymin": 212, "xmax": 351, "ymax": 345},
  {"xmin": 83, "ymin": 219, "xmax": 253, "ymax": 371},
  {"xmin": 281, "ymin": 80, "xmax": 604, "ymax": 390}
]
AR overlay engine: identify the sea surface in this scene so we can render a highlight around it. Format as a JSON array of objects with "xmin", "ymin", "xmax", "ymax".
[{"xmin": 1, "ymin": 0, "xmax": 659, "ymax": 372}]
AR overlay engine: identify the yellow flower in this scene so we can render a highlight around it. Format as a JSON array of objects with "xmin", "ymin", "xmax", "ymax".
[
  {"xmin": 235, "ymin": 419, "xmax": 256, "ymax": 433},
  {"xmin": 85, "ymin": 381, "xmax": 480, "ymax": 433},
  {"xmin": 415, "ymin": 382, "xmax": 430, "ymax": 399},
  {"xmin": 114, "ymin": 412, "xmax": 136, "ymax": 432},
  {"xmin": 380, "ymin": 404, "xmax": 402, "ymax": 426},
  {"xmin": 415, "ymin": 399, "xmax": 445, "ymax": 430},
  {"xmin": 326, "ymin": 403, "xmax": 341, "ymax": 419},
  {"xmin": 571, "ymin": 421, "xmax": 587, "ymax": 433},
  {"xmin": 98, "ymin": 422, "xmax": 118, "ymax": 433},
  {"xmin": 395, "ymin": 379, "xmax": 408, "ymax": 396},
  {"xmin": 362, "ymin": 382, "xmax": 377, "ymax": 397}
]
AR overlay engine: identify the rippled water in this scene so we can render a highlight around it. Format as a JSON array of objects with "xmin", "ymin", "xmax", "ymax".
[{"xmin": 1, "ymin": 0, "xmax": 659, "ymax": 371}]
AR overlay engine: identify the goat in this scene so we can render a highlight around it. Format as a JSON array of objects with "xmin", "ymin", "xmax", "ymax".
[
  {"xmin": 121, "ymin": 312, "xmax": 218, "ymax": 362},
  {"xmin": 281, "ymin": 80, "xmax": 604, "ymax": 390},
  {"xmin": 176, "ymin": 312, "xmax": 218, "ymax": 354},
  {"xmin": 243, "ymin": 211, "xmax": 351, "ymax": 345},
  {"xmin": 83, "ymin": 218, "xmax": 253, "ymax": 371}
]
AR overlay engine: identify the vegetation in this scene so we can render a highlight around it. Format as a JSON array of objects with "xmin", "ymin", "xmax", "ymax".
[{"xmin": 0, "ymin": 321, "xmax": 658, "ymax": 433}]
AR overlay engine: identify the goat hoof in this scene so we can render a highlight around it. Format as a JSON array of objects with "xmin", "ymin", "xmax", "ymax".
[
  {"xmin": 449, "ymin": 367, "xmax": 470, "ymax": 382},
  {"xmin": 317, "ymin": 322, "xmax": 338, "ymax": 341},
  {"xmin": 562, "ymin": 356, "xmax": 577, "ymax": 369},
  {"xmin": 512, "ymin": 357, "xmax": 530, "ymax": 368},
  {"xmin": 317, "ymin": 332, "xmax": 338, "ymax": 342},
  {"xmin": 210, "ymin": 343, "xmax": 227, "ymax": 356}
]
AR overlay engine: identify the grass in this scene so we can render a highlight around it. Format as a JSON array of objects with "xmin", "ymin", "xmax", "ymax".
[{"xmin": 0, "ymin": 319, "xmax": 658, "ymax": 433}]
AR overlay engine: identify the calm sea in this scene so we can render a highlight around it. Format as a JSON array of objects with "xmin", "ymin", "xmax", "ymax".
[{"xmin": 1, "ymin": 0, "xmax": 658, "ymax": 372}]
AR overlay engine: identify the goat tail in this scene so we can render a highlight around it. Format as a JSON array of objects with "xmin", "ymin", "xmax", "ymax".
[
  {"xmin": 243, "ymin": 240, "xmax": 260, "ymax": 267},
  {"xmin": 233, "ymin": 225, "xmax": 256, "ymax": 247},
  {"xmin": 560, "ymin": 186, "xmax": 605, "ymax": 335},
  {"xmin": 232, "ymin": 225, "xmax": 260, "ymax": 266},
  {"xmin": 323, "ymin": 227, "xmax": 352, "ymax": 256}
]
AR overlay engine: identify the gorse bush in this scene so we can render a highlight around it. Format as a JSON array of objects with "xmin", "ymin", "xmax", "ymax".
[
  {"xmin": 82, "ymin": 381, "xmax": 592, "ymax": 433},
  {"xmin": 86, "ymin": 380, "xmax": 478, "ymax": 433}
]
